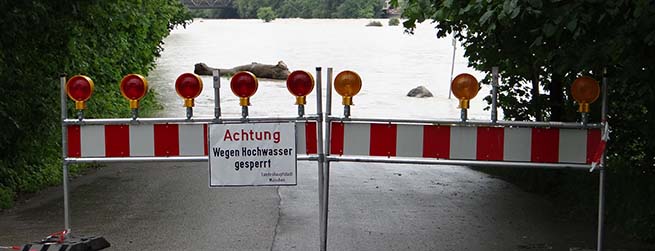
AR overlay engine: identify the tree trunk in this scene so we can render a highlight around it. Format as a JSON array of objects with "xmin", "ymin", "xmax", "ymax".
[
  {"xmin": 194, "ymin": 61, "xmax": 291, "ymax": 80},
  {"xmin": 549, "ymin": 73, "xmax": 564, "ymax": 121},
  {"xmin": 531, "ymin": 68, "xmax": 542, "ymax": 121}
]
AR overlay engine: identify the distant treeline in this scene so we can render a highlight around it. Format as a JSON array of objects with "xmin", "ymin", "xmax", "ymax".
[{"xmin": 191, "ymin": 0, "xmax": 387, "ymax": 19}]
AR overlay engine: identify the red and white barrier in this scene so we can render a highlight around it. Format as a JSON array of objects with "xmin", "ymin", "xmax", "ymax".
[
  {"xmin": 67, "ymin": 122, "xmax": 317, "ymax": 158},
  {"xmin": 330, "ymin": 122, "xmax": 602, "ymax": 164}
]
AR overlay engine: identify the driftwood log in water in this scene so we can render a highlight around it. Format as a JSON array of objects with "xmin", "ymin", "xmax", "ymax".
[{"xmin": 194, "ymin": 61, "xmax": 291, "ymax": 80}]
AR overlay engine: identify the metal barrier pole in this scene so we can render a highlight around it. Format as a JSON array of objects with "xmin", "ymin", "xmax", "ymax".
[
  {"xmin": 491, "ymin": 67, "xmax": 499, "ymax": 123},
  {"xmin": 60, "ymin": 74, "xmax": 71, "ymax": 233},
  {"xmin": 448, "ymin": 36, "xmax": 456, "ymax": 99},
  {"xmin": 326, "ymin": 68, "xmax": 333, "ymax": 116},
  {"xmin": 315, "ymin": 67, "xmax": 327, "ymax": 250},
  {"xmin": 213, "ymin": 69, "xmax": 221, "ymax": 120},
  {"xmin": 320, "ymin": 68, "xmax": 334, "ymax": 251},
  {"xmin": 597, "ymin": 67, "xmax": 609, "ymax": 251}
]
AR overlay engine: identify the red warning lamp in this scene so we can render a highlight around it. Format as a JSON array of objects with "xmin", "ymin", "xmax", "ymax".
[
  {"xmin": 66, "ymin": 75, "xmax": 94, "ymax": 110},
  {"xmin": 451, "ymin": 73, "xmax": 479, "ymax": 109},
  {"xmin": 175, "ymin": 73, "xmax": 203, "ymax": 107},
  {"xmin": 334, "ymin": 70, "xmax": 362, "ymax": 106},
  {"xmin": 571, "ymin": 76, "xmax": 600, "ymax": 113},
  {"xmin": 230, "ymin": 71, "xmax": 258, "ymax": 106},
  {"xmin": 286, "ymin": 70, "xmax": 315, "ymax": 105},
  {"xmin": 120, "ymin": 74, "xmax": 148, "ymax": 109}
]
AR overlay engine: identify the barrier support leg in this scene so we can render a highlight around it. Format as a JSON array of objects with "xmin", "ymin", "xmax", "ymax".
[
  {"xmin": 597, "ymin": 168, "xmax": 606, "ymax": 251},
  {"xmin": 597, "ymin": 67, "xmax": 609, "ymax": 251},
  {"xmin": 320, "ymin": 68, "xmax": 334, "ymax": 251},
  {"xmin": 315, "ymin": 67, "xmax": 327, "ymax": 251},
  {"xmin": 321, "ymin": 160, "xmax": 330, "ymax": 251},
  {"xmin": 60, "ymin": 74, "xmax": 72, "ymax": 233},
  {"xmin": 63, "ymin": 162, "xmax": 71, "ymax": 232}
]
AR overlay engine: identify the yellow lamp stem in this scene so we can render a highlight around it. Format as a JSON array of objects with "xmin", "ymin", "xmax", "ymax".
[
  {"xmin": 579, "ymin": 103, "xmax": 590, "ymax": 113},
  {"xmin": 459, "ymin": 99, "xmax": 470, "ymax": 109},
  {"xmin": 239, "ymin": 97, "xmax": 250, "ymax": 106},
  {"xmin": 129, "ymin": 100, "xmax": 139, "ymax": 109},
  {"xmin": 342, "ymin": 96, "xmax": 353, "ymax": 106},
  {"xmin": 184, "ymin": 99, "xmax": 194, "ymax": 108},
  {"xmin": 295, "ymin": 96, "xmax": 307, "ymax": 105},
  {"xmin": 75, "ymin": 101, "xmax": 86, "ymax": 110}
]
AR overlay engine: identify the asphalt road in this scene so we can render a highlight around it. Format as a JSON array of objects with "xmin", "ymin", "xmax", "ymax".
[{"xmin": 0, "ymin": 161, "xmax": 630, "ymax": 250}]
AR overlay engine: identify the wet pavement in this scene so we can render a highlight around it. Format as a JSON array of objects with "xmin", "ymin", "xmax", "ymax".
[{"xmin": 0, "ymin": 161, "xmax": 628, "ymax": 250}]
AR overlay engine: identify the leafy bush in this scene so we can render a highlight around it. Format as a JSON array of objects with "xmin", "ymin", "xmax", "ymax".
[
  {"xmin": 0, "ymin": 186, "xmax": 13, "ymax": 209},
  {"xmin": 388, "ymin": 17, "xmax": 400, "ymax": 26},
  {"xmin": 257, "ymin": 7, "xmax": 277, "ymax": 22},
  {"xmin": 397, "ymin": 0, "xmax": 655, "ymax": 242},
  {"xmin": 366, "ymin": 21, "xmax": 383, "ymax": 27},
  {"xmin": 0, "ymin": 0, "xmax": 190, "ymax": 208}
]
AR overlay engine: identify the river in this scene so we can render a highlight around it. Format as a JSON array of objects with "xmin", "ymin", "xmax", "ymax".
[{"xmin": 148, "ymin": 19, "xmax": 492, "ymax": 120}]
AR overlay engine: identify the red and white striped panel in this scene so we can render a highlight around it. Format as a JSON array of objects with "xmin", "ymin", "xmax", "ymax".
[
  {"xmin": 295, "ymin": 121, "xmax": 318, "ymax": 155},
  {"xmin": 330, "ymin": 122, "xmax": 602, "ymax": 164},
  {"xmin": 67, "ymin": 122, "xmax": 317, "ymax": 158}
]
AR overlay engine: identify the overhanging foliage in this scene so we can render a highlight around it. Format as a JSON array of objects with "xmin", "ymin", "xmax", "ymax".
[
  {"xmin": 394, "ymin": 0, "xmax": 655, "ymax": 242},
  {"xmin": 0, "ymin": 0, "xmax": 190, "ymax": 208}
]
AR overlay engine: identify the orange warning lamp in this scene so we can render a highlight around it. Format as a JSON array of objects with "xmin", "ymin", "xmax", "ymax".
[
  {"xmin": 120, "ymin": 74, "xmax": 148, "ymax": 109},
  {"xmin": 451, "ymin": 73, "xmax": 479, "ymax": 109},
  {"xmin": 286, "ymin": 70, "xmax": 315, "ymax": 105},
  {"xmin": 334, "ymin": 70, "xmax": 362, "ymax": 106},
  {"xmin": 66, "ymin": 75, "xmax": 94, "ymax": 110},
  {"xmin": 571, "ymin": 76, "xmax": 600, "ymax": 113},
  {"xmin": 230, "ymin": 71, "xmax": 258, "ymax": 106},
  {"xmin": 175, "ymin": 73, "xmax": 203, "ymax": 107}
]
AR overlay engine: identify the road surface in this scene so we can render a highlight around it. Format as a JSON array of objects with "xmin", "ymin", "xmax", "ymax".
[{"xmin": 0, "ymin": 161, "xmax": 624, "ymax": 250}]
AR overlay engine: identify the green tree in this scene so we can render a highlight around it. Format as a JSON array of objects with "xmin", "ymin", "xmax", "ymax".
[
  {"xmin": 234, "ymin": 0, "xmax": 282, "ymax": 18},
  {"xmin": 277, "ymin": 0, "xmax": 322, "ymax": 18},
  {"xmin": 336, "ymin": 0, "xmax": 383, "ymax": 18},
  {"xmin": 395, "ymin": 0, "xmax": 655, "ymax": 241},
  {"xmin": 0, "ymin": 0, "xmax": 190, "ymax": 208},
  {"xmin": 232, "ymin": 0, "xmax": 385, "ymax": 18},
  {"xmin": 257, "ymin": 7, "xmax": 277, "ymax": 22}
]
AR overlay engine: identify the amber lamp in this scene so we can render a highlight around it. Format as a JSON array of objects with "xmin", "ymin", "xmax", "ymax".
[
  {"xmin": 334, "ymin": 70, "xmax": 362, "ymax": 106},
  {"xmin": 451, "ymin": 73, "xmax": 479, "ymax": 109},
  {"xmin": 571, "ymin": 76, "xmax": 600, "ymax": 113}
]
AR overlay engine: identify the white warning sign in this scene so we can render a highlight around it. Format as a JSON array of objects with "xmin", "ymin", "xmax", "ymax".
[{"xmin": 209, "ymin": 122, "xmax": 297, "ymax": 187}]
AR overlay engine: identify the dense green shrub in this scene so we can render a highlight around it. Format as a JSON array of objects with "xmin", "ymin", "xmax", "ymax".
[
  {"xmin": 0, "ymin": 0, "xmax": 190, "ymax": 208},
  {"xmin": 366, "ymin": 21, "xmax": 383, "ymax": 27},
  {"xmin": 257, "ymin": 7, "xmax": 277, "ymax": 22},
  {"xmin": 388, "ymin": 18, "xmax": 400, "ymax": 26},
  {"xmin": 397, "ymin": 0, "xmax": 655, "ymax": 242},
  {"xmin": 0, "ymin": 186, "xmax": 13, "ymax": 209}
]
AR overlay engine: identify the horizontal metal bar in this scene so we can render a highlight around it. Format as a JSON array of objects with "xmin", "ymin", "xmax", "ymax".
[
  {"xmin": 223, "ymin": 115, "xmax": 320, "ymax": 124},
  {"xmin": 64, "ymin": 115, "xmax": 320, "ymax": 126},
  {"xmin": 326, "ymin": 156, "xmax": 592, "ymax": 171},
  {"xmin": 65, "ymin": 156, "xmax": 208, "ymax": 163},
  {"xmin": 327, "ymin": 116, "xmax": 602, "ymax": 129},
  {"xmin": 65, "ymin": 155, "xmax": 319, "ymax": 163},
  {"xmin": 299, "ymin": 155, "xmax": 320, "ymax": 161}
]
